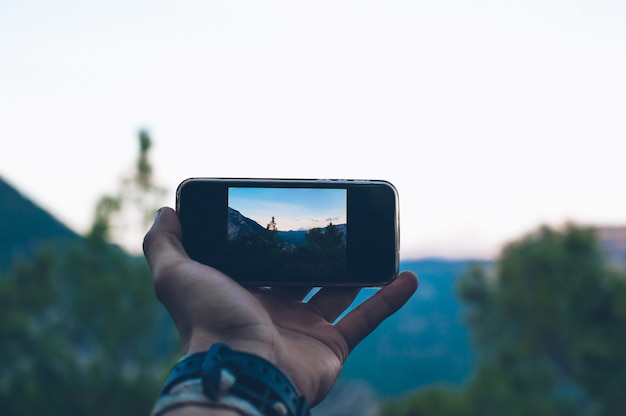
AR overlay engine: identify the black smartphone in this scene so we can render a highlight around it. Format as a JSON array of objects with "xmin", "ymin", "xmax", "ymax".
[{"xmin": 176, "ymin": 178, "xmax": 399, "ymax": 286}]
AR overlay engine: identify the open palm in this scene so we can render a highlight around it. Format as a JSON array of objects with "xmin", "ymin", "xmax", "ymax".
[{"xmin": 144, "ymin": 207, "xmax": 418, "ymax": 405}]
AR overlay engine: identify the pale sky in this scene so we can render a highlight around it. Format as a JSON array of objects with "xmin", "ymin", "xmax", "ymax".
[{"xmin": 1, "ymin": 0, "xmax": 625, "ymax": 260}]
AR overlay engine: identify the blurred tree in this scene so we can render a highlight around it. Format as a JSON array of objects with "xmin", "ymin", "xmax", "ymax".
[
  {"xmin": 0, "ymin": 131, "xmax": 176, "ymax": 416},
  {"xmin": 457, "ymin": 225, "xmax": 626, "ymax": 415},
  {"xmin": 88, "ymin": 129, "xmax": 166, "ymax": 252},
  {"xmin": 379, "ymin": 224, "xmax": 626, "ymax": 416}
]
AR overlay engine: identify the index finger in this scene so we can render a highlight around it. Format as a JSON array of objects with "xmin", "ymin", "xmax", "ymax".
[{"xmin": 334, "ymin": 271, "xmax": 418, "ymax": 352}]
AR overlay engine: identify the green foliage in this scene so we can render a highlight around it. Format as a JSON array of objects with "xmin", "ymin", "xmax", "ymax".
[
  {"xmin": 459, "ymin": 225, "xmax": 626, "ymax": 415},
  {"xmin": 0, "ymin": 131, "xmax": 177, "ymax": 415},
  {"xmin": 380, "ymin": 224, "xmax": 626, "ymax": 416},
  {"xmin": 0, "ymin": 243, "xmax": 175, "ymax": 416},
  {"xmin": 88, "ymin": 195, "xmax": 122, "ymax": 246},
  {"xmin": 88, "ymin": 129, "xmax": 166, "ymax": 249}
]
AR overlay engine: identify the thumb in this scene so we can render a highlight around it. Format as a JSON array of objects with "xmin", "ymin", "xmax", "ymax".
[{"xmin": 143, "ymin": 207, "xmax": 189, "ymax": 276}]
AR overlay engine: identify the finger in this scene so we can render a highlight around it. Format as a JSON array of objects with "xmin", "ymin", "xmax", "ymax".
[
  {"xmin": 142, "ymin": 207, "xmax": 189, "ymax": 279},
  {"xmin": 335, "ymin": 271, "xmax": 418, "ymax": 352},
  {"xmin": 266, "ymin": 286, "xmax": 315, "ymax": 301},
  {"xmin": 307, "ymin": 286, "xmax": 361, "ymax": 322}
]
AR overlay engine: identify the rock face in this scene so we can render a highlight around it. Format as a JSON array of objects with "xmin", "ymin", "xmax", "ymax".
[
  {"xmin": 596, "ymin": 226, "xmax": 626, "ymax": 267},
  {"xmin": 227, "ymin": 207, "xmax": 266, "ymax": 239}
]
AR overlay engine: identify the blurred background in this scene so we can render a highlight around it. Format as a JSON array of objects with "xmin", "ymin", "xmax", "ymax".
[{"xmin": 1, "ymin": 1, "xmax": 625, "ymax": 415}]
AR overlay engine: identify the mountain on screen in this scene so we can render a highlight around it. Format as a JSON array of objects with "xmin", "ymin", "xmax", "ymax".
[{"xmin": 228, "ymin": 206, "xmax": 346, "ymax": 247}]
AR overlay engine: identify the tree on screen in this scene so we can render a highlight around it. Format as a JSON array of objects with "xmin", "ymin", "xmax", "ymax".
[{"xmin": 267, "ymin": 216, "xmax": 277, "ymax": 231}]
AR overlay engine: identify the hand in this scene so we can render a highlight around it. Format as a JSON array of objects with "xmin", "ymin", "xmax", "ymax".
[{"xmin": 143, "ymin": 207, "xmax": 418, "ymax": 406}]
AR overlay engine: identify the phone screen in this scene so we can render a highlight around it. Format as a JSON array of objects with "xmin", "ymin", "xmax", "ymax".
[
  {"xmin": 177, "ymin": 178, "xmax": 398, "ymax": 286},
  {"xmin": 226, "ymin": 187, "xmax": 348, "ymax": 282}
]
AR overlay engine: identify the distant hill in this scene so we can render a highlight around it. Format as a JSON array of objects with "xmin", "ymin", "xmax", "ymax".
[
  {"xmin": 337, "ymin": 258, "xmax": 487, "ymax": 397},
  {"xmin": 0, "ymin": 176, "xmax": 80, "ymax": 271}
]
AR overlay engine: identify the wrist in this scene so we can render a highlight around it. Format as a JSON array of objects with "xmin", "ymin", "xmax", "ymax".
[
  {"xmin": 186, "ymin": 332, "xmax": 278, "ymax": 367},
  {"xmin": 185, "ymin": 333, "xmax": 306, "ymax": 400},
  {"xmin": 153, "ymin": 343, "xmax": 310, "ymax": 416}
]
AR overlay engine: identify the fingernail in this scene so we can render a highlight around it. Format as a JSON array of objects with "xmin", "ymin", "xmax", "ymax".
[{"xmin": 154, "ymin": 209, "xmax": 162, "ymax": 223}]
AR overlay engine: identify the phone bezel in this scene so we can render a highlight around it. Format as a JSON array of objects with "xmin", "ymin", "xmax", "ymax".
[{"xmin": 176, "ymin": 178, "xmax": 399, "ymax": 286}]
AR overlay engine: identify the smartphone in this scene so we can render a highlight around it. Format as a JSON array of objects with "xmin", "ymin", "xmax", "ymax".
[{"xmin": 176, "ymin": 178, "xmax": 399, "ymax": 286}]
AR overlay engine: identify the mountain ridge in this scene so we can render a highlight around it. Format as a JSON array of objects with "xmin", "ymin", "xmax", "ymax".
[{"xmin": 0, "ymin": 176, "xmax": 80, "ymax": 271}]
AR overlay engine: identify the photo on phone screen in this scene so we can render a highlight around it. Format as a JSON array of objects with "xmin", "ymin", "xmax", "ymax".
[{"xmin": 223, "ymin": 187, "xmax": 348, "ymax": 282}]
